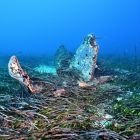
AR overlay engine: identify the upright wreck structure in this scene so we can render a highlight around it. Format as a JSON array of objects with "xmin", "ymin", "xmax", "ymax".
[
  {"xmin": 70, "ymin": 34, "xmax": 99, "ymax": 82},
  {"xmin": 8, "ymin": 34, "xmax": 99, "ymax": 94},
  {"xmin": 55, "ymin": 45, "xmax": 73, "ymax": 69}
]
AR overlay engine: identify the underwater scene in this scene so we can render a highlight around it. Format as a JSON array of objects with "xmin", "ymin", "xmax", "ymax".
[{"xmin": 0, "ymin": 0, "xmax": 140, "ymax": 140}]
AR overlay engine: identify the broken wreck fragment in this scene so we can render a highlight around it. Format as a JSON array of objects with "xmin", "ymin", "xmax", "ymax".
[
  {"xmin": 8, "ymin": 56, "xmax": 65, "ymax": 94},
  {"xmin": 55, "ymin": 45, "xmax": 73, "ymax": 69},
  {"xmin": 8, "ymin": 56, "xmax": 42, "ymax": 93},
  {"xmin": 70, "ymin": 34, "xmax": 99, "ymax": 82}
]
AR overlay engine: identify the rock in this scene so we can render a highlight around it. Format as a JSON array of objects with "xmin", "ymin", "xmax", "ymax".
[{"xmin": 70, "ymin": 34, "xmax": 99, "ymax": 82}]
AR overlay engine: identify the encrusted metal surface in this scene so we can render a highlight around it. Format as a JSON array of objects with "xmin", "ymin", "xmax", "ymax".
[
  {"xmin": 55, "ymin": 45, "xmax": 73, "ymax": 69},
  {"xmin": 70, "ymin": 34, "xmax": 99, "ymax": 81}
]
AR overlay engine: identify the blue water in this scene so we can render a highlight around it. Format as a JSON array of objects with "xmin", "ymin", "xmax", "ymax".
[{"xmin": 0, "ymin": 0, "xmax": 140, "ymax": 56}]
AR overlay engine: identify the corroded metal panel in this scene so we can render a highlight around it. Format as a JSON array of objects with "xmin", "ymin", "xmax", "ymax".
[
  {"xmin": 70, "ymin": 34, "xmax": 99, "ymax": 81},
  {"xmin": 55, "ymin": 45, "xmax": 73, "ymax": 69}
]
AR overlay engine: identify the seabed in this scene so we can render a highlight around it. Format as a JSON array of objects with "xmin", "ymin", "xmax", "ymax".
[
  {"xmin": 0, "ymin": 55, "xmax": 140, "ymax": 140},
  {"xmin": 0, "ymin": 35, "xmax": 140, "ymax": 140}
]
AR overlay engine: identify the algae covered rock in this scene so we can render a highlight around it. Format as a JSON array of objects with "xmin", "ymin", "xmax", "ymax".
[
  {"xmin": 55, "ymin": 45, "xmax": 73, "ymax": 69},
  {"xmin": 70, "ymin": 34, "xmax": 99, "ymax": 82}
]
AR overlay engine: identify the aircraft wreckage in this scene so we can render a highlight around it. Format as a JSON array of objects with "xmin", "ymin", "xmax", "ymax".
[{"xmin": 8, "ymin": 34, "xmax": 111, "ymax": 94}]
